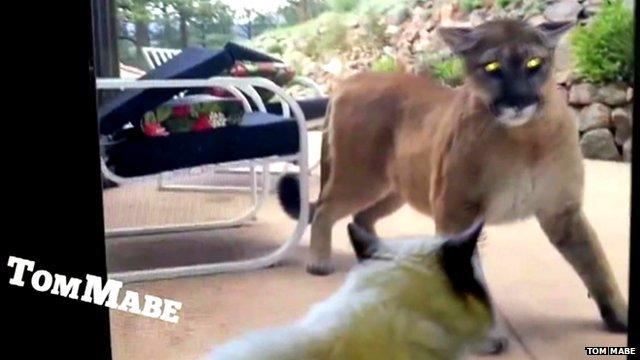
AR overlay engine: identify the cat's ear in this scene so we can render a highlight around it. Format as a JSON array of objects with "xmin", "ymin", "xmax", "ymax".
[
  {"xmin": 442, "ymin": 219, "xmax": 484, "ymax": 261},
  {"xmin": 535, "ymin": 21, "xmax": 575, "ymax": 48},
  {"xmin": 440, "ymin": 219, "xmax": 488, "ymax": 299},
  {"xmin": 347, "ymin": 223, "xmax": 381, "ymax": 261},
  {"xmin": 437, "ymin": 26, "xmax": 479, "ymax": 55}
]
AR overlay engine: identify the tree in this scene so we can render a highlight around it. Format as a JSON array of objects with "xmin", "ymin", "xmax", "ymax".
[
  {"xmin": 154, "ymin": 0, "xmax": 235, "ymax": 48},
  {"xmin": 117, "ymin": 0, "xmax": 153, "ymax": 54},
  {"xmin": 188, "ymin": 1, "xmax": 235, "ymax": 47},
  {"xmin": 284, "ymin": 0, "xmax": 327, "ymax": 24}
]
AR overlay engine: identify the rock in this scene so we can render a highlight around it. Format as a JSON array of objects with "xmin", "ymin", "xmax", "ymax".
[
  {"xmin": 612, "ymin": 107, "xmax": 632, "ymax": 146},
  {"xmin": 580, "ymin": 129, "xmax": 621, "ymax": 161},
  {"xmin": 596, "ymin": 84, "xmax": 629, "ymax": 106},
  {"xmin": 438, "ymin": 3, "xmax": 455, "ymax": 26},
  {"xmin": 569, "ymin": 83, "xmax": 598, "ymax": 105},
  {"xmin": 623, "ymin": 139, "xmax": 632, "ymax": 162},
  {"xmin": 322, "ymin": 57, "xmax": 343, "ymax": 75},
  {"xmin": 469, "ymin": 9, "xmax": 488, "ymax": 26},
  {"xmin": 385, "ymin": 25, "xmax": 401, "ymax": 36},
  {"xmin": 554, "ymin": 32, "xmax": 573, "ymax": 74},
  {"xmin": 579, "ymin": 103, "xmax": 611, "ymax": 132},
  {"xmin": 544, "ymin": 0, "xmax": 583, "ymax": 22},
  {"xmin": 387, "ymin": 6, "xmax": 409, "ymax": 25},
  {"xmin": 412, "ymin": 7, "xmax": 431, "ymax": 22},
  {"xmin": 627, "ymin": 87, "xmax": 633, "ymax": 102},
  {"xmin": 556, "ymin": 70, "xmax": 580, "ymax": 86},
  {"xmin": 345, "ymin": 18, "xmax": 360, "ymax": 28},
  {"xmin": 527, "ymin": 14, "xmax": 548, "ymax": 26}
]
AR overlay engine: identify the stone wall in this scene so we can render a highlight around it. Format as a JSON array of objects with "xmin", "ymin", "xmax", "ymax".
[{"xmin": 561, "ymin": 82, "xmax": 633, "ymax": 162}]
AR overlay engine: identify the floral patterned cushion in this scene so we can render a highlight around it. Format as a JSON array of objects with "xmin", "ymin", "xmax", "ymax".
[
  {"xmin": 141, "ymin": 60, "xmax": 296, "ymax": 137},
  {"xmin": 141, "ymin": 98, "xmax": 245, "ymax": 137}
]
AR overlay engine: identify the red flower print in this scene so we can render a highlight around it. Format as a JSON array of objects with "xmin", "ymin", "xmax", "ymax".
[
  {"xmin": 172, "ymin": 105, "xmax": 190, "ymax": 118},
  {"xmin": 142, "ymin": 123, "xmax": 169, "ymax": 137},
  {"xmin": 192, "ymin": 114, "xmax": 213, "ymax": 132}
]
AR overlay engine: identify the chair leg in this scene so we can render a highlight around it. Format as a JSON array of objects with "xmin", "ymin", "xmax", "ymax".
[
  {"xmin": 107, "ymin": 158, "xmax": 310, "ymax": 283},
  {"xmin": 156, "ymin": 163, "xmax": 265, "ymax": 194},
  {"xmin": 105, "ymin": 161, "xmax": 272, "ymax": 238}
]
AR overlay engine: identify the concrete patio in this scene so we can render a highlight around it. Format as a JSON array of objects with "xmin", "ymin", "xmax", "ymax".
[{"xmin": 105, "ymin": 159, "xmax": 630, "ymax": 360}]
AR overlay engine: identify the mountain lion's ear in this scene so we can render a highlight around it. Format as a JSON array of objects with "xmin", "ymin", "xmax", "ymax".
[
  {"xmin": 440, "ymin": 219, "xmax": 488, "ymax": 300},
  {"xmin": 535, "ymin": 21, "xmax": 575, "ymax": 48},
  {"xmin": 438, "ymin": 27, "xmax": 479, "ymax": 55},
  {"xmin": 347, "ymin": 223, "xmax": 381, "ymax": 261}
]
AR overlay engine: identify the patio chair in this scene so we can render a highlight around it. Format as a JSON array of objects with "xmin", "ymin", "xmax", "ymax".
[
  {"xmin": 98, "ymin": 43, "xmax": 327, "ymax": 282},
  {"xmin": 133, "ymin": 45, "xmax": 325, "ymax": 194}
]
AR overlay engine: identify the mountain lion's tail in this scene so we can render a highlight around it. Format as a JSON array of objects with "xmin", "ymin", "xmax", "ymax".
[
  {"xmin": 276, "ymin": 174, "xmax": 316, "ymax": 222},
  {"xmin": 277, "ymin": 98, "xmax": 334, "ymax": 223}
]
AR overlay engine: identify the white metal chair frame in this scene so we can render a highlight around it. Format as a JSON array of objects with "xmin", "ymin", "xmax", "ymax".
[
  {"xmin": 141, "ymin": 47, "xmax": 182, "ymax": 70},
  {"xmin": 97, "ymin": 77, "xmax": 310, "ymax": 283}
]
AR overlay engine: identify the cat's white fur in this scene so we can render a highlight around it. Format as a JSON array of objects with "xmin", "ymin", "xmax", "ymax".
[{"xmin": 205, "ymin": 235, "xmax": 491, "ymax": 360}]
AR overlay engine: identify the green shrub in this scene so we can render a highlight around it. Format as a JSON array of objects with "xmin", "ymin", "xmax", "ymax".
[
  {"xmin": 497, "ymin": 0, "xmax": 516, "ymax": 8},
  {"xmin": 424, "ymin": 56, "xmax": 465, "ymax": 87},
  {"xmin": 570, "ymin": 0, "xmax": 634, "ymax": 84},
  {"xmin": 359, "ymin": 8, "xmax": 388, "ymax": 46},
  {"xmin": 458, "ymin": 0, "xmax": 483, "ymax": 13},
  {"xmin": 328, "ymin": 0, "xmax": 360, "ymax": 13},
  {"xmin": 371, "ymin": 56, "xmax": 397, "ymax": 73},
  {"xmin": 521, "ymin": 0, "xmax": 548, "ymax": 15},
  {"xmin": 304, "ymin": 13, "xmax": 349, "ymax": 58}
]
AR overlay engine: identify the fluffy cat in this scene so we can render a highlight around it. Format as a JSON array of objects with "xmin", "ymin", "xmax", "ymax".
[{"xmin": 207, "ymin": 221, "xmax": 492, "ymax": 360}]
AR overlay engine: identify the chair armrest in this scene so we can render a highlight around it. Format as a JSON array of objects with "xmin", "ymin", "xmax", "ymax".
[{"xmin": 291, "ymin": 76, "xmax": 325, "ymax": 97}]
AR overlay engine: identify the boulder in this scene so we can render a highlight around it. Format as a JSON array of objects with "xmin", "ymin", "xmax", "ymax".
[
  {"xmin": 569, "ymin": 83, "xmax": 597, "ymax": 105},
  {"xmin": 580, "ymin": 129, "xmax": 621, "ymax": 161},
  {"xmin": 544, "ymin": 0, "xmax": 583, "ymax": 22},
  {"xmin": 611, "ymin": 107, "xmax": 632, "ymax": 146},
  {"xmin": 387, "ymin": 6, "xmax": 410, "ymax": 25},
  {"xmin": 527, "ymin": 14, "xmax": 548, "ymax": 26},
  {"xmin": 469, "ymin": 9, "xmax": 488, "ymax": 26},
  {"xmin": 596, "ymin": 84, "xmax": 629, "ymax": 106},
  {"xmin": 579, "ymin": 103, "xmax": 611, "ymax": 132}
]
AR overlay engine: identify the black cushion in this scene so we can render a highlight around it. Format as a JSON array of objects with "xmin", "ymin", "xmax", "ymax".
[
  {"xmin": 265, "ymin": 97, "xmax": 329, "ymax": 120},
  {"xmin": 105, "ymin": 112, "xmax": 300, "ymax": 178}
]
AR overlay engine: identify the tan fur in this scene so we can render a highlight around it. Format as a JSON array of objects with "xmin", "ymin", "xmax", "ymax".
[{"xmin": 309, "ymin": 71, "xmax": 627, "ymax": 331}]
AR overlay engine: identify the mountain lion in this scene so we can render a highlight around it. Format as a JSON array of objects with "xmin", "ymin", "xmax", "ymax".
[{"xmin": 277, "ymin": 19, "xmax": 628, "ymax": 352}]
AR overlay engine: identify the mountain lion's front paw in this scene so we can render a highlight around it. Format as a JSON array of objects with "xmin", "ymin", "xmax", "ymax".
[
  {"xmin": 599, "ymin": 303, "xmax": 628, "ymax": 333},
  {"xmin": 306, "ymin": 259, "xmax": 335, "ymax": 276}
]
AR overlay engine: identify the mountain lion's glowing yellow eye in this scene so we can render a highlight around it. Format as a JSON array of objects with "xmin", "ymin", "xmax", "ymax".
[
  {"xmin": 526, "ymin": 57, "xmax": 542, "ymax": 69},
  {"xmin": 484, "ymin": 61, "xmax": 501, "ymax": 72}
]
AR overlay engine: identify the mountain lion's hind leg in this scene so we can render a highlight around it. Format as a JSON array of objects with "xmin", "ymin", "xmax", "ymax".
[
  {"xmin": 353, "ymin": 192, "xmax": 405, "ymax": 235},
  {"xmin": 308, "ymin": 179, "xmax": 389, "ymax": 276}
]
